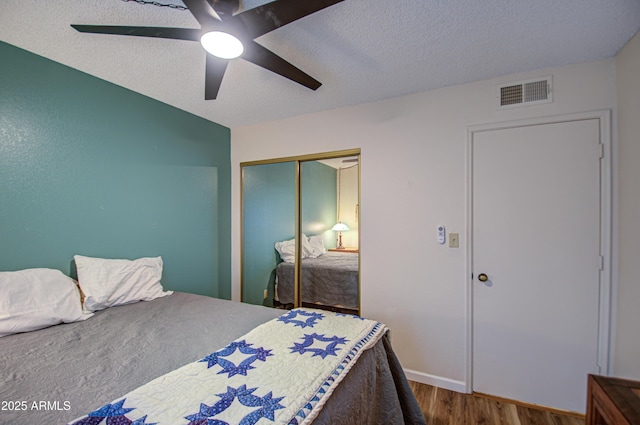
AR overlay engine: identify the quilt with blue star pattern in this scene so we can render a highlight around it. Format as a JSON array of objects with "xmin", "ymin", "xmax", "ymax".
[{"xmin": 68, "ymin": 308, "xmax": 387, "ymax": 425}]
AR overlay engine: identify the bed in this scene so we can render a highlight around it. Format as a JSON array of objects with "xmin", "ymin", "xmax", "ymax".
[
  {"xmin": 275, "ymin": 251, "xmax": 359, "ymax": 312},
  {"xmin": 1, "ymin": 287, "xmax": 425, "ymax": 424}
]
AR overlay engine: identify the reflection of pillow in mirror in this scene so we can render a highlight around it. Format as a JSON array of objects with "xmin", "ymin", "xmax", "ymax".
[
  {"xmin": 307, "ymin": 234, "xmax": 326, "ymax": 258},
  {"xmin": 275, "ymin": 236, "xmax": 313, "ymax": 263},
  {"xmin": 274, "ymin": 238, "xmax": 296, "ymax": 263}
]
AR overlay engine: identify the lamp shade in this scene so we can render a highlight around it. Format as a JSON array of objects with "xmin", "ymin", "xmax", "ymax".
[{"xmin": 331, "ymin": 222, "xmax": 350, "ymax": 232}]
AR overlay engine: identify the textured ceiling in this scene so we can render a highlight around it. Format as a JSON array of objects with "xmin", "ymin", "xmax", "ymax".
[{"xmin": 1, "ymin": 0, "xmax": 639, "ymax": 128}]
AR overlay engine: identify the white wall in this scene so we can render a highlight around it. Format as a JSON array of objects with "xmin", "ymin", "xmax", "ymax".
[
  {"xmin": 338, "ymin": 164, "xmax": 358, "ymax": 248},
  {"xmin": 231, "ymin": 59, "xmax": 616, "ymax": 389},
  {"xmin": 615, "ymin": 30, "xmax": 640, "ymax": 380}
]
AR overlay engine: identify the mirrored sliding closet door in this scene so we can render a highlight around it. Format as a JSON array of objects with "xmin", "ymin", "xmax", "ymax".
[
  {"xmin": 241, "ymin": 150, "xmax": 360, "ymax": 315},
  {"xmin": 300, "ymin": 157, "xmax": 359, "ymax": 315},
  {"xmin": 241, "ymin": 160, "xmax": 296, "ymax": 307}
]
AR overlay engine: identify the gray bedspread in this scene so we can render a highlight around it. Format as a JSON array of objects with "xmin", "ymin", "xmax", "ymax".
[
  {"xmin": 0, "ymin": 292, "xmax": 425, "ymax": 424},
  {"xmin": 276, "ymin": 252, "xmax": 359, "ymax": 310}
]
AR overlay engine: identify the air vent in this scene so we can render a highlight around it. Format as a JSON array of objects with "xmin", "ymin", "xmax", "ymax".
[{"xmin": 497, "ymin": 76, "xmax": 552, "ymax": 109}]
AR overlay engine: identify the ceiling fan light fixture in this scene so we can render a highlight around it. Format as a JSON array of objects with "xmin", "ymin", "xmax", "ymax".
[{"xmin": 200, "ymin": 31, "xmax": 243, "ymax": 59}]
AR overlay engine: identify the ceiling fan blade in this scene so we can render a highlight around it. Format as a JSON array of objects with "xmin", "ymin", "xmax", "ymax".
[
  {"xmin": 71, "ymin": 25, "xmax": 201, "ymax": 41},
  {"xmin": 242, "ymin": 41, "xmax": 321, "ymax": 91},
  {"xmin": 209, "ymin": 0, "xmax": 240, "ymax": 21},
  {"xmin": 183, "ymin": 0, "xmax": 222, "ymax": 27},
  {"xmin": 234, "ymin": 0, "xmax": 344, "ymax": 39},
  {"xmin": 205, "ymin": 54, "xmax": 229, "ymax": 100}
]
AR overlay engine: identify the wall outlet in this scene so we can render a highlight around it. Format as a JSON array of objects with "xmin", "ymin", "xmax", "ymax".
[
  {"xmin": 449, "ymin": 233, "xmax": 459, "ymax": 248},
  {"xmin": 263, "ymin": 289, "xmax": 268, "ymax": 299}
]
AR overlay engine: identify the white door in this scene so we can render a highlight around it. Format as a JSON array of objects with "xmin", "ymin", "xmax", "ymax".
[{"xmin": 472, "ymin": 119, "xmax": 602, "ymax": 413}]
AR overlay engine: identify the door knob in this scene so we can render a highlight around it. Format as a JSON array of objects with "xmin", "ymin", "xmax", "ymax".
[{"xmin": 478, "ymin": 273, "xmax": 489, "ymax": 282}]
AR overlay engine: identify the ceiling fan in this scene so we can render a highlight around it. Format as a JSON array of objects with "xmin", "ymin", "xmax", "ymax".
[{"xmin": 71, "ymin": 0, "xmax": 344, "ymax": 99}]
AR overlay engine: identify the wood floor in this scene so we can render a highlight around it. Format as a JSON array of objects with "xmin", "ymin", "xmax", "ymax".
[{"xmin": 409, "ymin": 381, "xmax": 585, "ymax": 425}]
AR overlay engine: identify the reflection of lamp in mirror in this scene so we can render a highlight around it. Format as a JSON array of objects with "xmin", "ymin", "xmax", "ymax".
[
  {"xmin": 332, "ymin": 165, "xmax": 350, "ymax": 249},
  {"xmin": 332, "ymin": 222, "xmax": 350, "ymax": 249}
]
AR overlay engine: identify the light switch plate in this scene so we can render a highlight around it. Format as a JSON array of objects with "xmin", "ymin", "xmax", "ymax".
[{"xmin": 449, "ymin": 233, "xmax": 459, "ymax": 248}]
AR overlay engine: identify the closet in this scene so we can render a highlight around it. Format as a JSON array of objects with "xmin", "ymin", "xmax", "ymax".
[{"xmin": 241, "ymin": 149, "xmax": 360, "ymax": 315}]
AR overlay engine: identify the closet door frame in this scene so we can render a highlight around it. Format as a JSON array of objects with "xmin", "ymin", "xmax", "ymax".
[{"xmin": 240, "ymin": 148, "xmax": 361, "ymax": 313}]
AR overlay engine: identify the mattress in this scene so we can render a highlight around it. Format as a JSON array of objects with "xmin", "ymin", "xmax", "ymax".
[{"xmin": 0, "ymin": 292, "xmax": 425, "ymax": 424}]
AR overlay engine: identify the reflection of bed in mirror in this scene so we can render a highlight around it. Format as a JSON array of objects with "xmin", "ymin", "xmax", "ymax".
[{"xmin": 275, "ymin": 251, "xmax": 359, "ymax": 313}]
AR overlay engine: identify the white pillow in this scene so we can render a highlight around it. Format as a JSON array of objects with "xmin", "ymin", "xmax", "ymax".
[
  {"xmin": 0, "ymin": 268, "xmax": 92, "ymax": 338},
  {"xmin": 274, "ymin": 237, "xmax": 296, "ymax": 263},
  {"xmin": 307, "ymin": 234, "xmax": 326, "ymax": 258},
  {"xmin": 74, "ymin": 255, "xmax": 172, "ymax": 312},
  {"xmin": 274, "ymin": 236, "xmax": 313, "ymax": 263}
]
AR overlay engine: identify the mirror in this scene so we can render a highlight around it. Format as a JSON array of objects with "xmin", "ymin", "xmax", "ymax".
[
  {"xmin": 241, "ymin": 150, "xmax": 360, "ymax": 315},
  {"xmin": 241, "ymin": 161, "xmax": 295, "ymax": 307},
  {"xmin": 300, "ymin": 158, "xmax": 359, "ymax": 315}
]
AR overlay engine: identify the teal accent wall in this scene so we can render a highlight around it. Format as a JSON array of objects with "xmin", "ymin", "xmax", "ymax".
[
  {"xmin": 242, "ymin": 161, "xmax": 336, "ymax": 306},
  {"xmin": 0, "ymin": 41, "xmax": 231, "ymax": 299},
  {"xmin": 301, "ymin": 161, "xmax": 338, "ymax": 249}
]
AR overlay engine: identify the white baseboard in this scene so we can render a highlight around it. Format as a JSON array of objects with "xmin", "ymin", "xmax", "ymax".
[{"xmin": 404, "ymin": 369, "xmax": 467, "ymax": 393}]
